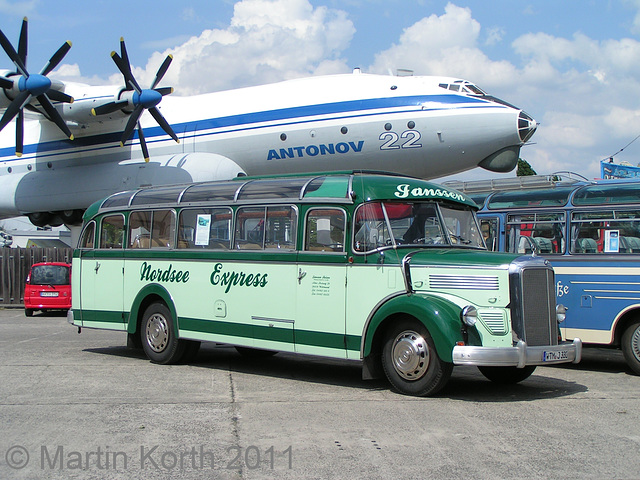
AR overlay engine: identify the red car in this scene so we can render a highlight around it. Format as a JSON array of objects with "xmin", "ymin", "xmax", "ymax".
[{"xmin": 24, "ymin": 262, "xmax": 72, "ymax": 317}]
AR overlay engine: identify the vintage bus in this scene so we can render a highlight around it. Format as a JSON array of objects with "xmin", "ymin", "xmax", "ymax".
[
  {"xmin": 69, "ymin": 172, "xmax": 580, "ymax": 396},
  {"xmin": 448, "ymin": 174, "xmax": 640, "ymax": 374}
]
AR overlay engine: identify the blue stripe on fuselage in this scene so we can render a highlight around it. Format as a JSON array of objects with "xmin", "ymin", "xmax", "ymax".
[{"xmin": 0, "ymin": 94, "xmax": 501, "ymax": 159}]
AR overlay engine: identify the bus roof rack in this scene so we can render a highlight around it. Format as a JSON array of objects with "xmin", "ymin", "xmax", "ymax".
[{"xmin": 441, "ymin": 171, "xmax": 590, "ymax": 194}]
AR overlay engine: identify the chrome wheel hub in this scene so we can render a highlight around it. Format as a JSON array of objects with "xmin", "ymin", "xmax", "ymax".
[
  {"xmin": 391, "ymin": 330, "xmax": 430, "ymax": 380},
  {"xmin": 146, "ymin": 313, "xmax": 169, "ymax": 352}
]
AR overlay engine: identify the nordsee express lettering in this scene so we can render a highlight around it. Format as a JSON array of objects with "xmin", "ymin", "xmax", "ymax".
[
  {"xmin": 210, "ymin": 263, "xmax": 268, "ymax": 293},
  {"xmin": 140, "ymin": 262, "xmax": 190, "ymax": 283},
  {"xmin": 394, "ymin": 183, "xmax": 466, "ymax": 202}
]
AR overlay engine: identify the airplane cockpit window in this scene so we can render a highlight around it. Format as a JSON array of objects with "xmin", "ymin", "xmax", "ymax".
[{"xmin": 438, "ymin": 81, "xmax": 487, "ymax": 96}]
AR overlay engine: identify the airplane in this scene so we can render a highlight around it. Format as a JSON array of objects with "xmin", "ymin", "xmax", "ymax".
[{"xmin": 0, "ymin": 18, "xmax": 537, "ymax": 228}]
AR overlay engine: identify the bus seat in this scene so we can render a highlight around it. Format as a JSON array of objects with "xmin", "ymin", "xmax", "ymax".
[
  {"xmin": 533, "ymin": 237, "xmax": 552, "ymax": 253},
  {"xmin": 131, "ymin": 235, "xmax": 151, "ymax": 249},
  {"xmin": 578, "ymin": 238, "xmax": 598, "ymax": 253},
  {"xmin": 620, "ymin": 236, "xmax": 640, "ymax": 253}
]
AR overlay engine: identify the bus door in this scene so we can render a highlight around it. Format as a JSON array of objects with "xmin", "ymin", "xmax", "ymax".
[
  {"xmin": 80, "ymin": 214, "xmax": 126, "ymax": 327},
  {"xmin": 232, "ymin": 206, "xmax": 297, "ymax": 352},
  {"xmin": 295, "ymin": 208, "xmax": 348, "ymax": 358}
]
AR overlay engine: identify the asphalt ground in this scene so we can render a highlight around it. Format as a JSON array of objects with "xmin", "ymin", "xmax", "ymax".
[{"xmin": 0, "ymin": 307, "xmax": 638, "ymax": 480}]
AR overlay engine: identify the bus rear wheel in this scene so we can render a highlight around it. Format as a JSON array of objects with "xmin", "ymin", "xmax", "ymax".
[
  {"xmin": 141, "ymin": 303, "xmax": 184, "ymax": 364},
  {"xmin": 621, "ymin": 321, "xmax": 640, "ymax": 375},
  {"xmin": 381, "ymin": 320, "xmax": 452, "ymax": 396}
]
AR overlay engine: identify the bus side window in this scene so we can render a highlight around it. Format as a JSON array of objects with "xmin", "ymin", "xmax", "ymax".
[
  {"xmin": 129, "ymin": 211, "xmax": 152, "ymax": 248},
  {"xmin": 79, "ymin": 221, "xmax": 95, "ymax": 249},
  {"xmin": 264, "ymin": 206, "xmax": 297, "ymax": 250},
  {"xmin": 305, "ymin": 208, "xmax": 345, "ymax": 252},
  {"xmin": 177, "ymin": 208, "xmax": 232, "ymax": 249},
  {"xmin": 99, "ymin": 214, "xmax": 125, "ymax": 249},
  {"xmin": 235, "ymin": 207, "xmax": 265, "ymax": 249},
  {"xmin": 151, "ymin": 210, "xmax": 175, "ymax": 249},
  {"xmin": 479, "ymin": 218, "xmax": 498, "ymax": 251}
]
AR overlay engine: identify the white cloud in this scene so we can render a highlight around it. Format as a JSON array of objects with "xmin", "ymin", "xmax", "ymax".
[
  {"xmin": 368, "ymin": 3, "xmax": 518, "ymax": 91},
  {"xmin": 139, "ymin": 0, "xmax": 355, "ymax": 95}
]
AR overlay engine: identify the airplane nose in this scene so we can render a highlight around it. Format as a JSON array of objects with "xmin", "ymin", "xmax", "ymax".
[{"xmin": 518, "ymin": 111, "xmax": 537, "ymax": 143}]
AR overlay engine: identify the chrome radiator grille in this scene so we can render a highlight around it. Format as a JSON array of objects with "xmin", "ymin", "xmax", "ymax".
[{"xmin": 510, "ymin": 266, "xmax": 557, "ymax": 346}]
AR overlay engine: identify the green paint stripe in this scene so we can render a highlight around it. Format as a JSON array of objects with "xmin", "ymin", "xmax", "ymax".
[
  {"xmin": 179, "ymin": 317, "xmax": 360, "ymax": 351},
  {"xmin": 79, "ymin": 309, "xmax": 124, "ymax": 323},
  {"xmin": 76, "ymin": 310, "xmax": 361, "ymax": 352}
]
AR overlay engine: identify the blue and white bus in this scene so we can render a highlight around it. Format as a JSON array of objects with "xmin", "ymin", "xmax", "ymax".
[{"xmin": 445, "ymin": 174, "xmax": 640, "ymax": 374}]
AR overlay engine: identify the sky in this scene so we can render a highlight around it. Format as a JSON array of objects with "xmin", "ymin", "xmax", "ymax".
[{"xmin": 2, "ymin": 0, "xmax": 640, "ymax": 185}]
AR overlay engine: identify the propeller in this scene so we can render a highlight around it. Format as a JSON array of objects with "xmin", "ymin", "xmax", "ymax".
[
  {"xmin": 92, "ymin": 37, "xmax": 178, "ymax": 161},
  {"xmin": 0, "ymin": 17, "xmax": 74, "ymax": 157}
]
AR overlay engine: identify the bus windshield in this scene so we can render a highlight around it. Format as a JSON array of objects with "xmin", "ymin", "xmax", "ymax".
[{"xmin": 353, "ymin": 201, "xmax": 484, "ymax": 252}]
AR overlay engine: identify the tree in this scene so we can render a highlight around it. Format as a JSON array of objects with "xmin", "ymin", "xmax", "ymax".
[{"xmin": 517, "ymin": 158, "xmax": 537, "ymax": 176}]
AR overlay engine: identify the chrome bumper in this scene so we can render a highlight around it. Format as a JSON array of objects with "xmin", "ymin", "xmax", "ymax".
[{"xmin": 452, "ymin": 338, "xmax": 582, "ymax": 368}]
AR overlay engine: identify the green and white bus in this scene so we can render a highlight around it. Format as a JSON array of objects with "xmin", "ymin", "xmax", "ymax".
[{"xmin": 69, "ymin": 172, "xmax": 581, "ymax": 396}]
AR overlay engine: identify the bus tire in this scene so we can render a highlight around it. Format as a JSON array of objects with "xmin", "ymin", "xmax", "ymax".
[
  {"xmin": 478, "ymin": 365, "xmax": 536, "ymax": 384},
  {"xmin": 141, "ymin": 303, "xmax": 184, "ymax": 364},
  {"xmin": 25, "ymin": 309, "xmax": 34, "ymax": 317},
  {"xmin": 621, "ymin": 321, "xmax": 640, "ymax": 375},
  {"xmin": 381, "ymin": 319, "xmax": 453, "ymax": 396}
]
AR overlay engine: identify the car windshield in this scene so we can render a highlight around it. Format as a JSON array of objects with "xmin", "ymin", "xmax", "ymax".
[
  {"xmin": 30, "ymin": 265, "xmax": 70, "ymax": 286},
  {"xmin": 353, "ymin": 201, "xmax": 485, "ymax": 252}
]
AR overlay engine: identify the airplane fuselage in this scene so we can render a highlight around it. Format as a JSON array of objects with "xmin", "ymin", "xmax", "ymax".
[{"xmin": 0, "ymin": 71, "xmax": 536, "ymax": 225}]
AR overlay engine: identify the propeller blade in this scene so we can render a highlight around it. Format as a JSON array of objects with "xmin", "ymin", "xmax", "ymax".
[
  {"xmin": 37, "ymin": 94, "xmax": 73, "ymax": 139},
  {"xmin": 16, "ymin": 109, "xmax": 23, "ymax": 157},
  {"xmin": 0, "ymin": 27, "xmax": 27, "ymax": 76},
  {"xmin": 111, "ymin": 51, "xmax": 141, "ymax": 93},
  {"xmin": 137, "ymin": 121, "xmax": 149, "ymax": 161},
  {"xmin": 40, "ymin": 41, "xmax": 72, "ymax": 76},
  {"xmin": 119, "ymin": 37, "xmax": 131, "ymax": 74},
  {"xmin": 46, "ymin": 89, "xmax": 74, "ymax": 104},
  {"xmin": 91, "ymin": 101, "xmax": 126, "ymax": 116},
  {"xmin": 149, "ymin": 107, "xmax": 179, "ymax": 143},
  {"xmin": 18, "ymin": 17, "xmax": 27, "ymax": 68},
  {"xmin": 154, "ymin": 87, "xmax": 173, "ymax": 97},
  {"xmin": 0, "ymin": 75, "xmax": 12, "ymax": 90},
  {"xmin": 151, "ymin": 55, "xmax": 172, "ymax": 89},
  {"xmin": 120, "ymin": 105, "xmax": 143, "ymax": 145},
  {"xmin": 0, "ymin": 90, "xmax": 30, "ymax": 131}
]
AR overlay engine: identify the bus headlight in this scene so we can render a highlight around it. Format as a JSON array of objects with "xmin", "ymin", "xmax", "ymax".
[
  {"xmin": 461, "ymin": 305, "xmax": 478, "ymax": 327},
  {"xmin": 556, "ymin": 304, "xmax": 568, "ymax": 323}
]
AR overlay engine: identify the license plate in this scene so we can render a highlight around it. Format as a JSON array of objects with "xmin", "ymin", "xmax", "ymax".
[
  {"xmin": 543, "ymin": 350, "xmax": 568, "ymax": 362},
  {"xmin": 40, "ymin": 292, "xmax": 59, "ymax": 297}
]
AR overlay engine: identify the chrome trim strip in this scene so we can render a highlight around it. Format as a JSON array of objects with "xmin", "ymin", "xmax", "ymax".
[{"xmin": 251, "ymin": 316, "xmax": 295, "ymax": 324}]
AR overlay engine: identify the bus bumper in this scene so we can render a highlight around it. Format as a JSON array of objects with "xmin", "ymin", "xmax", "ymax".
[
  {"xmin": 452, "ymin": 338, "xmax": 582, "ymax": 367},
  {"xmin": 67, "ymin": 309, "xmax": 75, "ymax": 326}
]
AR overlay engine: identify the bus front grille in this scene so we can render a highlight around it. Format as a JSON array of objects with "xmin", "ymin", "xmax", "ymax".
[{"xmin": 510, "ymin": 264, "xmax": 557, "ymax": 347}]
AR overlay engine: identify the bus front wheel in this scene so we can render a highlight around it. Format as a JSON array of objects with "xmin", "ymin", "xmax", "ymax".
[
  {"xmin": 622, "ymin": 321, "xmax": 640, "ymax": 375},
  {"xmin": 141, "ymin": 303, "xmax": 184, "ymax": 364},
  {"xmin": 381, "ymin": 320, "xmax": 453, "ymax": 396}
]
